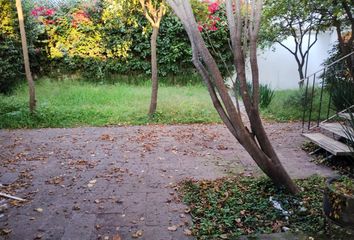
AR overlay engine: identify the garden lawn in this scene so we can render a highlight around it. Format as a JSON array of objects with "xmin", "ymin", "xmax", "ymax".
[{"xmin": 0, "ymin": 78, "xmax": 221, "ymax": 129}]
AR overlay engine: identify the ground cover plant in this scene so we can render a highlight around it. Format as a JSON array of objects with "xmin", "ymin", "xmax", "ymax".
[
  {"xmin": 179, "ymin": 175, "xmax": 352, "ymax": 239},
  {"xmin": 0, "ymin": 78, "xmax": 221, "ymax": 129}
]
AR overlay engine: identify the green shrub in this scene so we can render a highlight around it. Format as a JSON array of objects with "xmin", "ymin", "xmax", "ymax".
[
  {"xmin": 0, "ymin": 0, "xmax": 23, "ymax": 94},
  {"xmin": 26, "ymin": 0, "xmax": 232, "ymax": 84},
  {"xmin": 259, "ymin": 84, "xmax": 275, "ymax": 109},
  {"xmin": 322, "ymin": 45, "xmax": 354, "ymax": 111},
  {"xmin": 233, "ymin": 82, "xmax": 274, "ymax": 109}
]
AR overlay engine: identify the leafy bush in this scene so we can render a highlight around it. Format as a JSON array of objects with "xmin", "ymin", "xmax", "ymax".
[
  {"xmin": 0, "ymin": 0, "xmax": 23, "ymax": 94},
  {"xmin": 322, "ymin": 45, "xmax": 354, "ymax": 111},
  {"xmin": 26, "ymin": 0, "xmax": 232, "ymax": 84}
]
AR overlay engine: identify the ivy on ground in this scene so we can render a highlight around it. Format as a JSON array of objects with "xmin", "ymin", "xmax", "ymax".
[{"xmin": 179, "ymin": 175, "xmax": 352, "ymax": 239}]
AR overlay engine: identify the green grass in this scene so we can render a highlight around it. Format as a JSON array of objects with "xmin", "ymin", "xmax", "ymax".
[
  {"xmin": 0, "ymin": 78, "xmax": 221, "ymax": 129},
  {"xmin": 261, "ymin": 88, "xmax": 334, "ymax": 122},
  {"xmin": 180, "ymin": 175, "xmax": 351, "ymax": 239}
]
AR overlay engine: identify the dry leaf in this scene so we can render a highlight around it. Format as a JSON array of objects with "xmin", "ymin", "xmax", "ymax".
[
  {"xmin": 132, "ymin": 230, "xmax": 143, "ymax": 238},
  {"xmin": 34, "ymin": 208, "xmax": 43, "ymax": 213},
  {"xmin": 167, "ymin": 225, "xmax": 177, "ymax": 231},
  {"xmin": 219, "ymin": 234, "xmax": 228, "ymax": 239},
  {"xmin": 34, "ymin": 233, "xmax": 44, "ymax": 239},
  {"xmin": 112, "ymin": 234, "xmax": 122, "ymax": 240},
  {"xmin": 1, "ymin": 228, "xmax": 12, "ymax": 234},
  {"xmin": 183, "ymin": 228, "xmax": 192, "ymax": 236},
  {"xmin": 72, "ymin": 205, "xmax": 80, "ymax": 211}
]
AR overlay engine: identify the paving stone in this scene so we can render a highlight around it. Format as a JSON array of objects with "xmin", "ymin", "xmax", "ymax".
[
  {"xmin": 62, "ymin": 213, "xmax": 96, "ymax": 240},
  {"xmin": 0, "ymin": 172, "xmax": 19, "ymax": 185},
  {"xmin": 0, "ymin": 123, "xmax": 334, "ymax": 240}
]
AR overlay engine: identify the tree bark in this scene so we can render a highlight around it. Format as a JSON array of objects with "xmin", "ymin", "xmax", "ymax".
[
  {"xmin": 149, "ymin": 26, "xmax": 159, "ymax": 115},
  {"xmin": 168, "ymin": 0, "xmax": 299, "ymax": 194},
  {"xmin": 16, "ymin": 0, "xmax": 36, "ymax": 113}
]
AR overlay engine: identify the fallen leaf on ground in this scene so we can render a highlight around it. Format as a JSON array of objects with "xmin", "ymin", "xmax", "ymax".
[
  {"xmin": 168, "ymin": 225, "xmax": 177, "ymax": 231},
  {"xmin": 1, "ymin": 228, "xmax": 12, "ymax": 235},
  {"xmin": 34, "ymin": 208, "xmax": 43, "ymax": 213},
  {"xmin": 34, "ymin": 233, "xmax": 44, "ymax": 239},
  {"xmin": 112, "ymin": 234, "xmax": 122, "ymax": 240},
  {"xmin": 183, "ymin": 228, "xmax": 192, "ymax": 236},
  {"xmin": 72, "ymin": 205, "xmax": 80, "ymax": 211},
  {"xmin": 219, "ymin": 234, "xmax": 228, "ymax": 239},
  {"xmin": 101, "ymin": 134, "xmax": 115, "ymax": 141},
  {"xmin": 132, "ymin": 230, "xmax": 143, "ymax": 238}
]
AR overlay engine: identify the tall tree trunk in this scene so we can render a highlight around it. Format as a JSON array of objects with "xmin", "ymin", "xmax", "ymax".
[
  {"xmin": 168, "ymin": 0, "xmax": 299, "ymax": 194},
  {"xmin": 148, "ymin": 26, "xmax": 159, "ymax": 115},
  {"xmin": 16, "ymin": 0, "xmax": 36, "ymax": 113}
]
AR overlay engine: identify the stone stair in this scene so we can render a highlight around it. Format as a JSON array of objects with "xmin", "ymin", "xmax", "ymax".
[{"xmin": 302, "ymin": 113, "xmax": 353, "ymax": 156}]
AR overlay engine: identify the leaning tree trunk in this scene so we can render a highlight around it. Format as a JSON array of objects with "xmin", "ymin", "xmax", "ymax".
[
  {"xmin": 149, "ymin": 26, "xmax": 159, "ymax": 115},
  {"xmin": 16, "ymin": 0, "xmax": 36, "ymax": 113},
  {"xmin": 167, "ymin": 0, "xmax": 299, "ymax": 194}
]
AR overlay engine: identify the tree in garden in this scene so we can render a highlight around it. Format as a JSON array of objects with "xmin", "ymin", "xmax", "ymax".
[
  {"xmin": 167, "ymin": 0, "xmax": 299, "ymax": 194},
  {"xmin": 16, "ymin": 0, "xmax": 36, "ymax": 112},
  {"xmin": 261, "ymin": 0, "xmax": 325, "ymax": 84},
  {"xmin": 306, "ymin": 0, "xmax": 354, "ymax": 77},
  {"xmin": 138, "ymin": 0, "xmax": 167, "ymax": 115}
]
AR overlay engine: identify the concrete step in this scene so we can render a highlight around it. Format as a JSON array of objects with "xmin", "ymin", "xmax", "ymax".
[
  {"xmin": 320, "ymin": 122, "xmax": 353, "ymax": 140},
  {"xmin": 302, "ymin": 133, "xmax": 352, "ymax": 156}
]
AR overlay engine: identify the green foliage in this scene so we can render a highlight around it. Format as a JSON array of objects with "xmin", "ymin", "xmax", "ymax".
[
  {"xmin": 25, "ymin": 0, "xmax": 232, "ymax": 82},
  {"xmin": 233, "ymin": 82, "xmax": 274, "ymax": 109},
  {"xmin": 0, "ymin": 0, "xmax": 23, "ymax": 94},
  {"xmin": 259, "ymin": 84, "xmax": 275, "ymax": 109},
  {"xmin": 0, "ymin": 78, "xmax": 220, "ymax": 129},
  {"xmin": 331, "ymin": 176, "xmax": 354, "ymax": 196},
  {"xmin": 180, "ymin": 175, "xmax": 345, "ymax": 239},
  {"xmin": 261, "ymin": 89, "xmax": 333, "ymax": 122},
  {"xmin": 0, "ymin": 0, "xmax": 48, "ymax": 93},
  {"xmin": 322, "ymin": 45, "xmax": 354, "ymax": 112}
]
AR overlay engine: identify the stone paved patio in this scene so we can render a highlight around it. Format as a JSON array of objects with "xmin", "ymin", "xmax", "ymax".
[{"xmin": 0, "ymin": 123, "xmax": 333, "ymax": 239}]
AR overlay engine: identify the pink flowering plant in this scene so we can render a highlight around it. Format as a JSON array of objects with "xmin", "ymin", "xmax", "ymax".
[
  {"xmin": 191, "ymin": 0, "xmax": 232, "ymax": 76},
  {"xmin": 192, "ymin": 0, "xmax": 225, "ymax": 32},
  {"xmin": 31, "ymin": 6, "xmax": 56, "ymax": 25}
]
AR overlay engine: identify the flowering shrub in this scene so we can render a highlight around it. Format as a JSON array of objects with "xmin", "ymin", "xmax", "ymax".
[
  {"xmin": 194, "ymin": 0, "xmax": 222, "ymax": 32},
  {"xmin": 25, "ymin": 0, "xmax": 232, "ymax": 81},
  {"xmin": 71, "ymin": 9, "xmax": 91, "ymax": 27},
  {"xmin": 31, "ymin": 6, "xmax": 56, "ymax": 25}
]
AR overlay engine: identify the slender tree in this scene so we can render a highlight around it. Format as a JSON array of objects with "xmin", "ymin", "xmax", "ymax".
[
  {"xmin": 167, "ymin": 0, "xmax": 299, "ymax": 194},
  {"xmin": 16, "ymin": 0, "xmax": 36, "ymax": 112},
  {"xmin": 139, "ymin": 0, "xmax": 166, "ymax": 115},
  {"xmin": 307, "ymin": 0, "xmax": 354, "ymax": 77},
  {"xmin": 261, "ymin": 0, "xmax": 325, "ymax": 84}
]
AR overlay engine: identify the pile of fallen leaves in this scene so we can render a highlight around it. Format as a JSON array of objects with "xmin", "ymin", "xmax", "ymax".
[
  {"xmin": 331, "ymin": 176, "xmax": 354, "ymax": 196},
  {"xmin": 179, "ymin": 175, "xmax": 328, "ymax": 239}
]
